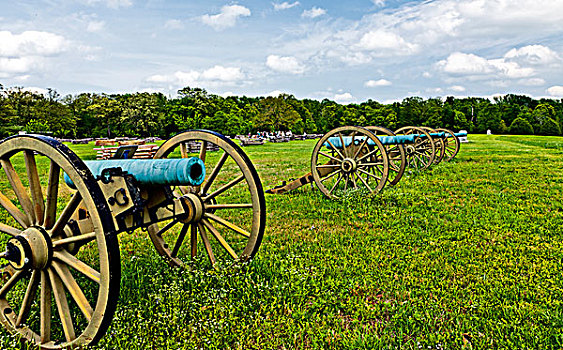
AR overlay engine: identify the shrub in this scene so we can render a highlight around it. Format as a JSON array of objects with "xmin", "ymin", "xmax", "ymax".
[
  {"xmin": 508, "ymin": 117, "xmax": 534, "ymax": 135},
  {"xmin": 539, "ymin": 117, "xmax": 561, "ymax": 136}
]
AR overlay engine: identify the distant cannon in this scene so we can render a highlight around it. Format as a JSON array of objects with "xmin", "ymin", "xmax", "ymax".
[
  {"xmin": 267, "ymin": 126, "xmax": 466, "ymax": 199},
  {"xmin": 0, "ymin": 130, "xmax": 265, "ymax": 348}
]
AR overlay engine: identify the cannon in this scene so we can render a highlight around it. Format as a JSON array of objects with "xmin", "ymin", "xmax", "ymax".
[
  {"xmin": 267, "ymin": 125, "xmax": 466, "ymax": 199},
  {"xmin": 0, "ymin": 130, "xmax": 266, "ymax": 348}
]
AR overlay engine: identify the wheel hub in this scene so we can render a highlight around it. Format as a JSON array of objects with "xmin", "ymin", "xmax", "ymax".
[
  {"xmin": 178, "ymin": 193, "xmax": 204, "ymax": 224},
  {"xmin": 341, "ymin": 158, "xmax": 357, "ymax": 173},
  {"xmin": 405, "ymin": 145, "xmax": 416, "ymax": 156},
  {"xmin": 1, "ymin": 226, "xmax": 52, "ymax": 270}
]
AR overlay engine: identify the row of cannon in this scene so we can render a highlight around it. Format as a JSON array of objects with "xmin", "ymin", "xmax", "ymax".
[
  {"xmin": 267, "ymin": 125, "xmax": 466, "ymax": 199},
  {"xmin": 0, "ymin": 127, "xmax": 464, "ymax": 348}
]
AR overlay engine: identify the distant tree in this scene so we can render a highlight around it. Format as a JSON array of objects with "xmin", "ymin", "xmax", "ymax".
[
  {"xmin": 255, "ymin": 94, "xmax": 301, "ymax": 131},
  {"xmin": 538, "ymin": 118, "xmax": 561, "ymax": 135},
  {"xmin": 508, "ymin": 117, "xmax": 534, "ymax": 135}
]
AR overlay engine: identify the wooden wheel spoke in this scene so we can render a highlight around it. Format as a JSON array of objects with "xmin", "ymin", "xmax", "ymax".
[
  {"xmin": 337, "ymin": 133, "xmax": 348, "ymax": 157},
  {"xmin": 180, "ymin": 142, "xmax": 188, "ymax": 158},
  {"xmin": 204, "ymin": 174, "xmax": 244, "ymax": 202},
  {"xmin": 197, "ymin": 223, "xmax": 216, "ymax": 265},
  {"xmin": 52, "ymin": 261, "xmax": 93, "ymax": 321},
  {"xmin": 358, "ymin": 162, "xmax": 384, "ymax": 167},
  {"xmin": 350, "ymin": 172, "xmax": 358, "ymax": 189},
  {"xmin": 320, "ymin": 169, "xmax": 342, "ymax": 183},
  {"xmin": 24, "ymin": 150, "xmax": 45, "ymax": 225},
  {"xmin": 53, "ymin": 250, "xmax": 101, "ymax": 284},
  {"xmin": 199, "ymin": 141, "xmax": 207, "ymax": 162},
  {"xmin": 52, "ymin": 232, "xmax": 97, "ymax": 248},
  {"xmin": 353, "ymin": 137, "xmax": 369, "ymax": 159},
  {"xmin": 156, "ymin": 219, "xmax": 178, "ymax": 236},
  {"xmin": 190, "ymin": 224, "xmax": 197, "ymax": 258},
  {"xmin": 171, "ymin": 224, "xmax": 189, "ymax": 258},
  {"xmin": 0, "ymin": 269, "xmax": 25, "ymax": 297},
  {"xmin": 204, "ymin": 212, "xmax": 251, "ymax": 238},
  {"xmin": 50, "ymin": 192, "xmax": 82, "ymax": 238},
  {"xmin": 329, "ymin": 173, "xmax": 343, "ymax": 194},
  {"xmin": 44, "ymin": 161, "xmax": 61, "ymax": 229},
  {"xmin": 316, "ymin": 164, "xmax": 341, "ymax": 168},
  {"xmin": 356, "ymin": 172, "xmax": 373, "ymax": 192},
  {"xmin": 318, "ymin": 151, "xmax": 342, "ymax": 163},
  {"xmin": 1, "ymin": 159, "xmax": 35, "ymax": 224},
  {"xmin": 40, "ymin": 270, "xmax": 51, "ymax": 344},
  {"xmin": 15, "ymin": 270, "xmax": 40, "ymax": 327},
  {"xmin": 202, "ymin": 219, "xmax": 239, "ymax": 260},
  {"xmin": 326, "ymin": 140, "xmax": 345, "ymax": 160},
  {"xmin": 201, "ymin": 151, "xmax": 229, "ymax": 194},
  {"xmin": 205, "ymin": 203, "xmax": 253, "ymax": 210},
  {"xmin": 0, "ymin": 190, "xmax": 30, "ymax": 228},
  {"xmin": 358, "ymin": 168, "xmax": 381, "ymax": 181},
  {"xmin": 343, "ymin": 174, "xmax": 349, "ymax": 192},
  {"xmin": 0, "ymin": 223, "xmax": 22, "ymax": 237},
  {"xmin": 356, "ymin": 149, "xmax": 378, "ymax": 163},
  {"xmin": 48, "ymin": 268, "xmax": 76, "ymax": 342}
]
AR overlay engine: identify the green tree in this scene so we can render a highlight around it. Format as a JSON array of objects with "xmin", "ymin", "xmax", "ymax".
[
  {"xmin": 255, "ymin": 94, "xmax": 300, "ymax": 131},
  {"xmin": 508, "ymin": 117, "xmax": 534, "ymax": 134},
  {"xmin": 538, "ymin": 118, "xmax": 561, "ymax": 135}
]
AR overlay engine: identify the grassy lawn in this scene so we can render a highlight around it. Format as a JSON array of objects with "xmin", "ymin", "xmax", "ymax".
[{"xmin": 1, "ymin": 134, "xmax": 563, "ymax": 349}]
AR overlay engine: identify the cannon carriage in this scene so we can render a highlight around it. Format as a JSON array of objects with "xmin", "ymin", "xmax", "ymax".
[
  {"xmin": 0, "ymin": 130, "xmax": 265, "ymax": 348},
  {"xmin": 267, "ymin": 126, "xmax": 466, "ymax": 199}
]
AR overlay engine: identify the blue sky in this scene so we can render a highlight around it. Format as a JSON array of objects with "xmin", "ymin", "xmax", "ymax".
[{"xmin": 1, "ymin": 0, "xmax": 562, "ymax": 103}]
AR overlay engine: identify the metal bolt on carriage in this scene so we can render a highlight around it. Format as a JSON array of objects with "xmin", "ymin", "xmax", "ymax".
[{"xmin": 0, "ymin": 130, "xmax": 266, "ymax": 348}]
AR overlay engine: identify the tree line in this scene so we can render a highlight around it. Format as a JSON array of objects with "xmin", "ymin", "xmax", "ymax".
[{"xmin": 1, "ymin": 84, "xmax": 562, "ymax": 139}]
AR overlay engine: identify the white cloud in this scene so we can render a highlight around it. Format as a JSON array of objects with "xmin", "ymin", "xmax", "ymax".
[
  {"xmin": 450, "ymin": 85, "xmax": 466, "ymax": 92},
  {"xmin": 436, "ymin": 52, "xmax": 492, "ymax": 75},
  {"xmin": 201, "ymin": 5, "xmax": 251, "ymax": 31},
  {"xmin": 357, "ymin": 30, "xmax": 419, "ymax": 55},
  {"xmin": 266, "ymin": 55, "xmax": 305, "ymax": 74},
  {"xmin": 85, "ymin": 0, "xmax": 132, "ymax": 9},
  {"xmin": 0, "ymin": 31, "xmax": 67, "ymax": 79},
  {"xmin": 87, "ymin": 20, "xmax": 105, "ymax": 32},
  {"xmin": 0, "ymin": 31, "xmax": 67, "ymax": 57},
  {"xmin": 0, "ymin": 57, "xmax": 39, "ymax": 78},
  {"xmin": 365, "ymin": 79, "xmax": 392, "ymax": 87},
  {"xmin": 333, "ymin": 92, "xmax": 354, "ymax": 103},
  {"xmin": 201, "ymin": 65, "xmax": 244, "ymax": 81},
  {"xmin": 302, "ymin": 7, "xmax": 326, "ymax": 18},
  {"xmin": 436, "ymin": 51, "xmax": 534, "ymax": 79},
  {"xmin": 547, "ymin": 86, "xmax": 563, "ymax": 97},
  {"xmin": 518, "ymin": 78, "xmax": 545, "ymax": 86},
  {"xmin": 273, "ymin": 2, "xmax": 300, "ymax": 11},
  {"xmin": 504, "ymin": 45, "xmax": 560, "ymax": 66},
  {"xmin": 164, "ymin": 19, "xmax": 184, "ymax": 30},
  {"xmin": 372, "ymin": 0, "xmax": 385, "ymax": 6},
  {"xmin": 146, "ymin": 65, "xmax": 245, "ymax": 89}
]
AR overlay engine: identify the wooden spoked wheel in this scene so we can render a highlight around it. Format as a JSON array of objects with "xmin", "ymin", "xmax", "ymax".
[
  {"xmin": 366, "ymin": 126, "xmax": 406, "ymax": 186},
  {"xmin": 0, "ymin": 135, "xmax": 120, "ymax": 349},
  {"xmin": 421, "ymin": 127, "xmax": 446, "ymax": 164},
  {"xmin": 147, "ymin": 130, "xmax": 266, "ymax": 267},
  {"xmin": 436, "ymin": 128, "xmax": 460, "ymax": 161},
  {"xmin": 311, "ymin": 126, "xmax": 389, "ymax": 200},
  {"xmin": 395, "ymin": 126, "xmax": 436, "ymax": 170}
]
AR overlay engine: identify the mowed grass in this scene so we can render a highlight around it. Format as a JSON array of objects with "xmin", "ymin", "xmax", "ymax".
[{"xmin": 1, "ymin": 134, "xmax": 563, "ymax": 349}]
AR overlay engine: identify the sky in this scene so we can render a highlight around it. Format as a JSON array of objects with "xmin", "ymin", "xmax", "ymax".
[{"xmin": 1, "ymin": 0, "xmax": 563, "ymax": 103}]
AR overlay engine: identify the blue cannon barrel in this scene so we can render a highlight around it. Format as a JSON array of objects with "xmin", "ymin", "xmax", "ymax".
[
  {"xmin": 64, "ymin": 158, "xmax": 206, "ymax": 189},
  {"xmin": 325, "ymin": 134, "xmax": 417, "ymax": 149},
  {"xmin": 454, "ymin": 132, "xmax": 467, "ymax": 137}
]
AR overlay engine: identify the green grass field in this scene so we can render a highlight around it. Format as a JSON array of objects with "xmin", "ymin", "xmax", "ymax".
[{"xmin": 1, "ymin": 134, "xmax": 563, "ymax": 349}]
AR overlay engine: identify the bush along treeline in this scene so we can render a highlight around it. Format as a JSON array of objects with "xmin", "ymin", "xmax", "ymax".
[{"xmin": 1, "ymin": 84, "xmax": 562, "ymax": 139}]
